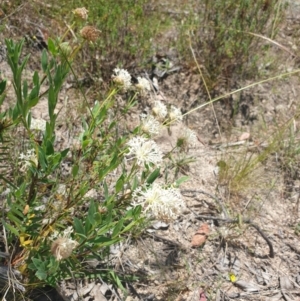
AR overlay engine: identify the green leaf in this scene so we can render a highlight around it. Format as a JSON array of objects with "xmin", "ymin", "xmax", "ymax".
[
  {"xmin": 175, "ymin": 176, "xmax": 189, "ymax": 187},
  {"xmin": 146, "ymin": 168, "xmax": 160, "ymax": 184},
  {"xmin": 0, "ymin": 79, "xmax": 6, "ymax": 95},
  {"xmin": 27, "ymin": 112, "xmax": 32, "ymax": 128},
  {"xmin": 47, "ymin": 38, "xmax": 57, "ymax": 56},
  {"xmin": 109, "ymin": 271, "xmax": 125, "ymax": 290},
  {"xmin": 38, "ymin": 147, "xmax": 48, "ymax": 170},
  {"xmin": 33, "ymin": 71, "xmax": 39, "ymax": 86},
  {"xmin": 84, "ymin": 217, "xmax": 92, "ymax": 234},
  {"xmin": 22, "ymin": 80, "xmax": 28, "ymax": 99},
  {"xmin": 60, "ymin": 148, "xmax": 69, "ymax": 158},
  {"xmin": 115, "ymin": 174, "xmax": 124, "ymax": 193},
  {"xmin": 74, "ymin": 217, "xmax": 85, "ymax": 235},
  {"xmin": 88, "ymin": 201, "xmax": 97, "ymax": 225},
  {"xmin": 32, "ymin": 258, "xmax": 48, "ymax": 280},
  {"xmin": 3, "ymin": 220, "xmax": 19, "ymax": 236},
  {"xmin": 36, "ymin": 270, "xmax": 47, "ymax": 280},
  {"xmin": 46, "ymin": 140, "xmax": 54, "ymax": 155},
  {"xmin": 103, "ymin": 182, "xmax": 109, "ymax": 200},
  {"xmin": 48, "ymin": 86, "xmax": 56, "ymax": 120},
  {"xmin": 7, "ymin": 211, "xmax": 24, "ymax": 228},
  {"xmin": 0, "ymin": 94, "xmax": 6, "ymax": 107},
  {"xmin": 72, "ymin": 164, "xmax": 79, "ymax": 178},
  {"xmin": 93, "ymin": 236, "xmax": 119, "ymax": 247},
  {"xmin": 41, "ymin": 49, "xmax": 48, "ymax": 72},
  {"xmin": 112, "ymin": 219, "xmax": 124, "ymax": 238},
  {"xmin": 28, "ymin": 86, "xmax": 39, "ymax": 108},
  {"xmin": 132, "ymin": 176, "xmax": 138, "ymax": 191}
]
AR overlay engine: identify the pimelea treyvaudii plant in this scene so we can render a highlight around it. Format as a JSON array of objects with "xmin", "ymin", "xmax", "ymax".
[{"xmin": 0, "ymin": 7, "xmax": 197, "ymax": 298}]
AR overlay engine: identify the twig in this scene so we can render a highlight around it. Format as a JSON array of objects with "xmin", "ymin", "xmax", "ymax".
[
  {"xmin": 193, "ymin": 214, "xmax": 274, "ymax": 258},
  {"xmin": 182, "ymin": 189, "xmax": 229, "ymax": 218}
]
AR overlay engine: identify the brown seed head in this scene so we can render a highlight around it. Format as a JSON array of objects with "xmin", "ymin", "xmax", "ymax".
[
  {"xmin": 51, "ymin": 237, "xmax": 78, "ymax": 261},
  {"xmin": 80, "ymin": 26, "xmax": 100, "ymax": 42},
  {"xmin": 73, "ymin": 7, "xmax": 89, "ymax": 21}
]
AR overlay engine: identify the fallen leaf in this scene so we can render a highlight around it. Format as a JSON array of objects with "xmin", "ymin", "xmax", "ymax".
[
  {"xmin": 191, "ymin": 223, "xmax": 209, "ymax": 248},
  {"xmin": 199, "ymin": 290, "xmax": 207, "ymax": 301},
  {"xmin": 238, "ymin": 132, "xmax": 250, "ymax": 141}
]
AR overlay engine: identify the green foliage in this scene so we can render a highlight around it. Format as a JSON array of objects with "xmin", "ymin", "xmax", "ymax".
[
  {"xmin": 49, "ymin": 0, "xmax": 167, "ymax": 74},
  {"xmin": 0, "ymin": 29, "xmax": 190, "ymax": 295},
  {"xmin": 178, "ymin": 0, "xmax": 287, "ymax": 88}
]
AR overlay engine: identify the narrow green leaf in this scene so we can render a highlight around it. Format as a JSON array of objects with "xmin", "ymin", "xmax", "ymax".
[
  {"xmin": 74, "ymin": 217, "xmax": 85, "ymax": 235},
  {"xmin": 47, "ymin": 38, "xmax": 57, "ymax": 56},
  {"xmin": 146, "ymin": 168, "xmax": 160, "ymax": 184},
  {"xmin": 48, "ymin": 86, "xmax": 56, "ymax": 120},
  {"xmin": 175, "ymin": 176, "xmax": 189, "ymax": 186},
  {"xmin": 0, "ymin": 94, "xmax": 6, "ymax": 107},
  {"xmin": 33, "ymin": 71, "xmax": 39, "ymax": 86},
  {"xmin": 115, "ymin": 174, "xmax": 124, "ymax": 193},
  {"xmin": 60, "ymin": 148, "xmax": 69, "ymax": 158},
  {"xmin": 0, "ymin": 80, "xmax": 6, "ymax": 95},
  {"xmin": 3, "ymin": 221, "xmax": 19, "ymax": 236},
  {"xmin": 72, "ymin": 164, "xmax": 79, "ymax": 178},
  {"xmin": 46, "ymin": 140, "xmax": 54, "ymax": 155},
  {"xmin": 28, "ymin": 86, "xmax": 39, "ymax": 108},
  {"xmin": 41, "ymin": 49, "xmax": 48, "ymax": 72},
  {"xmin": 22, "ymin": 80, "xmax": 28, "ymax": 99},
  {"xmin": 112, "ymin": 219, "xmax": 124, "ymax": 238},
  {"xmin": 87, "ymin": 201, "xmax": 98, "ymax": 227}
]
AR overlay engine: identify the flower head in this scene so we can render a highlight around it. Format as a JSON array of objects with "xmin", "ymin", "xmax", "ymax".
[
  {"xmin": 152, "ymin": 100, "xmax": 167, "ymax": 121},
  {"xmin": 140, "ymin": 114, "xmax": 161, "ymax": 136},
  {"xmin": 132, "ymin": 183, "xmax": 185, "ymax": 220},
  {"xmin": 59, "ymin": 42, "xmax": 72, "ymax": 57},
  {"xmin": 177, "ymin": 128, "xmax": 197, "ymax": 150},
  {"xmin": 127, "ymin": 136, "xmax": 163, "ymax": 167},
  {"xmin": 51, "ymin": 227, "xmax": 78, "ymax": 261},
  {"xmin": 169, "ymin": 105, "xmax": 183, "ymax": 123},
  {"xmin": 136, "ymin": 77, "xmax": 151, "ymax": 94},
  {"xmin": 73, "ymin": 7, "xmax": 89, "ymax": 20},
  {"xmin": 112, "ymin": 68, "xmax": 132, "ymax": 91},
  {"xmin": 30, "ymin": 118, "xmax": 46, "ymax": 132},
  {"xmin": 80, "ymin": 26, "xmax": 99, "ymax": 42},
  {"xmin": 19, "ymin": 149, "xmax": 38, "ymax": 172}
]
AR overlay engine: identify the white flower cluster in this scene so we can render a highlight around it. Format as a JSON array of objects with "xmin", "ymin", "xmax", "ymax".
[
  {"xmin": 19, "ymin": 149, "xmax": 38, "ymax": 172},
  {"xmin": 136, "ymin": 77, "xmax": 151, "ymax": 94},
  {"xmin": 140, "ymin": 114, "xmax": 161, "ymax": 136},
  {"xmin": 169, "ymin": 105, "xmax": 183, "ymax": 123},
  {"xmin": 127, "ymin": 136, "xmax": 163, "ymax": 167},
  {"xmin": 112, "ymin": 68, "xmax": 132, "ymax": 91},
  {"xmin": 50, "ymin": 226, "xmax": 78, "ymax": 261},
  {"xmin": 178, "ymin": 128, "xmax": 198, "ymax": 149},
  {"xmin": 30, "ymin": 118, "xmax": 46, "ymax": 132},
  {"xmin": 132, "ymin": 183, "xmax": 185, "ymax": 220},
  {"xmin": 152, "ymin": 100, "xmax": 168, "ymax": 121}
]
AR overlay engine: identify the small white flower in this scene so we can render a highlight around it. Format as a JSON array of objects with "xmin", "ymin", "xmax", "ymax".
[
  {"xmin": 136, "ymin": 77, "xmax": 151, "ymax": 94},
  {"xmin": 152, "ymin": 100, "xmax": 167, "ymax": 121},
  {"xmin": 18, "ymin": 149, "xmax": 38, "ymax": 172},
  {"xmin": 51, "ymin": 226, "xmax": 78, "ymax": 261},
  {"xmin": 127, "ymin": 136, "xmax": 163, "ymax": 167},
  {"xmin": 132, "ymin": 183, "xmax": 185, "ymax": 220},
  {"xmin": 140, "ymin": 114, "xmax": 161, "ymax": 136},
  {"xmin": 169, "ymin": 105, "xmax": 183, "ymax": 123},
  {"xmin": 112, "ymin": 68, "xmax": 132, "ymax": 91},
  {"xmin": 30, "ymin": 118, "xmax": 46, "ymax": 132},
  {"xmin": 177, "ymin": 128, "xmax": 198, "ymax": 149}
]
